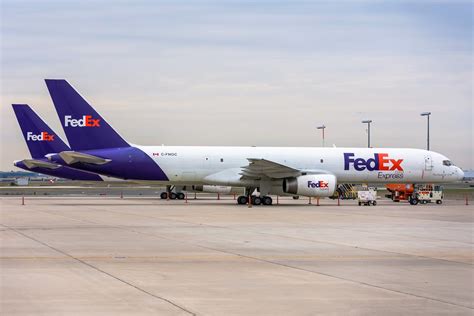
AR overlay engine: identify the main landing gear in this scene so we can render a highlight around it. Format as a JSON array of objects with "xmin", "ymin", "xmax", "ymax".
[
  {"xmin": 237, "ymin": 187, "xmax": 273, "ymax": 206},
  {"xmin": 160, "ymin": 186, "xmax": 185, "ymax": 200},
  {"xmin": 237, "ymin": 195, "xmax": 273, "ymax": 206},
  {"xmin": 160, "ymin": 192, "xmax": 185, "ymax": 200}
]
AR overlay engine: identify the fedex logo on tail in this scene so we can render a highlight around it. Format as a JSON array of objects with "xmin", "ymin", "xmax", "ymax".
[
  {"xmin": 64, "ymin": 115, "xmax": 100, "ymax": 127},
  {"xmin": 26, "ymin": 131, "xmax": 54, "ymax": 141},
  {"xmin": 344, "ymin": 153, "xmax": 403, "ymax": 171},
  {"xmin": 307, "ymin": 180, "xmax": 329, "ymax": 189}
]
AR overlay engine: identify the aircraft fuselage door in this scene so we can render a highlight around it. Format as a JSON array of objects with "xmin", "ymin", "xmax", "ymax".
[{"xmin": 424, "ymin": 155, "xmax": 433, "ymax": 171}]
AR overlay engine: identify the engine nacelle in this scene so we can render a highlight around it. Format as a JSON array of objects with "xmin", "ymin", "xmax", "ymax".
[
  {"xmin": 283, "ymin": 174, "xmax": 337, "ymax": 197},
  {"xmin": 192, "ymin": 185, "xmax": 232, "ymax": 194}
]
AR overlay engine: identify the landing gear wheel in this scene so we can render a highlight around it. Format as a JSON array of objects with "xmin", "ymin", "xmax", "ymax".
[
  {"xmin": 169, "ymin": 192, "xmax": 177, "ymax": 200},
  {"xmin": 292, "ymin": 196, "xmax": 300, "ymax": 200},
  {"xmin": 436, "ymin": 200, "xmax": 442, "ymax": 204},
  {"xmin": 160, "ymin": 192, "xmax": 168, "ymax": 199},
  {"xmin": 177, "ymin": 192, "xmax": 185, "ymax": 200},
  {"xmin": 372, "ymin": 201, "xmax": 377, "ymax": 206},
  {"xmin": 252, "ymin": 196, "xmax": 262, "ymax": 206},
  {"xmin": 262, "ymin": 196, "xmax": 273, "ymax": 205},
  {"xmin": 237, "ymin": 196, "xmax": 248, "ymax": 205}
]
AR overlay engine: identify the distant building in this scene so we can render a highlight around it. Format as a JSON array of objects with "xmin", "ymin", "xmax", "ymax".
[
  {"xmin": 0, "ymin": 171, "xmax": 39, "ymax": 179},
  {"xmin": 15, "ymin": 178, "xmax": 29, "ymax": 186},
  {"xmin": 0, "ymin": 171, "xmax": 49, "ymax": 183}
]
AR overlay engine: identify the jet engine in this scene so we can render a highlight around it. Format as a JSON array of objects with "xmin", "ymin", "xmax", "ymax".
[{"xmin": 283, "ymin": 174, "xmax": 337, "ymax": 197}]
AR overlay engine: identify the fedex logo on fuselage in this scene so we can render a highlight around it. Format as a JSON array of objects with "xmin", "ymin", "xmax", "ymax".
[
  {"xmin": 344, "ymin": 153, "xmax": 404, "ymax": 171},
  {"xmin": 26, "ymin": 131, "xmax": 54, "ymax": 141},
  {"xmin": 307, "ymin": 180, "xmax": 329, "ymax": 189},
  {"xmin": 64, "ymin": 115, "xmax": 100, "ymax": 127}
]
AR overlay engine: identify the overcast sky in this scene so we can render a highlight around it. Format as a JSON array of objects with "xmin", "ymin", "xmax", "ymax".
[{"xmin": 1, "ymin": 0, "xmax": 472, "ymax": 170}]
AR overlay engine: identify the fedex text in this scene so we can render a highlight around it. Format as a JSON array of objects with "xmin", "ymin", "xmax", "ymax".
[
  {"xmin": 64, "ymin": 115, "xmax": 100, "ymax": 127},
  {"xmin": 26, "ymin": 131, "xmax": 54, "ymax": 141}
]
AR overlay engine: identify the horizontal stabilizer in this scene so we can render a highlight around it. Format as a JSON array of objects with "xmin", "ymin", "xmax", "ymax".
[
  {"xmin": 22, "ymin": 159, "xmax": 61, "ymax": 170},
  {"xmin": 59, "ymin": 151, "xmax": 111, "ymax": 165}
]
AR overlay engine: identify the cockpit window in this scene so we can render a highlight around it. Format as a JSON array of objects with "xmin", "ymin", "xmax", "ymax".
[{"xmin": 442, "ymin": 160, "xmax": 452, "ymax": 166}]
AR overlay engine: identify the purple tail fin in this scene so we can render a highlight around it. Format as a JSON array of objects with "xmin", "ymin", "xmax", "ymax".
[
  {"xmin": 45, "ymin": 79, "xmax": 129, "ymax": 151},
  {"xmin": 12, "ymin": 104, "xmax": 69, "ymax": 158}
]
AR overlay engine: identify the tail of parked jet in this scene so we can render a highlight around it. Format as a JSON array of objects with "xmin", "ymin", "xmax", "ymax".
[
  {"xmin": 12, "ymin": 104, "xmax": 69, "ymax": 158},
  {"xmin": 12, "ymin": 104, "xmax": 104, "ymax": 181},
  {"xmin": 45, "ymin": 79, "xmax": 129, "ymax": 151}
]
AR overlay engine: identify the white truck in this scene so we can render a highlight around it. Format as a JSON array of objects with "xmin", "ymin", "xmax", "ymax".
[
  {"xmin": 358, "ymin": 187, "xmax": 377, "ymax": 206},
  {"xmin": 409, "ymin": 185, "xmax": 443, "ymax": 205}
]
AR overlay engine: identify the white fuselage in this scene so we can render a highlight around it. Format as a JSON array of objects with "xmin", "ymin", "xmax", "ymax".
[{"xmin": 135, "ymin": 145, "xmax": 463, "ymax": 186}]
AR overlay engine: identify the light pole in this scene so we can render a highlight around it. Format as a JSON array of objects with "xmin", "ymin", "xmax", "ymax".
[
  {"xmin": 316, "ymin": 125, "xmax": 326, "ymax": 147},
  {"xmin": 362, "ymin": 120, "xmax": 372, "ymax": 148},
  {"xmin": 420, "ymin": 112, "xmax": 431, "ymax": 151}
]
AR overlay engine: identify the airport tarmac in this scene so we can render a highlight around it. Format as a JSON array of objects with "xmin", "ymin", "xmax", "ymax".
[{"xmin": 1, "ymin": 196, "xmax": 473, "ymax": 315}]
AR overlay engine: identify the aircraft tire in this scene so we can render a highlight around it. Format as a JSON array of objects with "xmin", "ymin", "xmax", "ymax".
[
  {"xmin": 160, "ymin": 192, "xmax": 168, "ymax": 199},
  {"xmin": 237, "ymin": 196, "xmax": 248, "ymax": 205},
  {"xmin": 262, "ymin": 196, "xmax": 272, "ymax": 205},
  {"xmin": 177, "ymin": 192, "xmax": 185, "ymax": 200},
  {"xmin": 252, "ymin": 196, "xmax": 262, "ymax": 206}
]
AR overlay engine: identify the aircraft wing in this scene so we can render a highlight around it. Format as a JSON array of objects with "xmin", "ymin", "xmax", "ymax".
[
  {"xmin": 240, "ymin": 158, "xmax": 301, "ymax": 179},
  {"xmin": 204, "ymin": 159, "xmax": 333, "ymax": 185},
  {"xmin": 58, "ymin": 151, "xmax": 111, "ymax": 165},
  {"xmin": 22, "ymin": 159, "xmax": 62, "ymax": 170}
]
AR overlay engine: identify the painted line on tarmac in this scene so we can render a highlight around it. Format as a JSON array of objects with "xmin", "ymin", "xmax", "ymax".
[
  {"xmin": 0, "ymin": 223, "xmax": 197, "ymax": 316},
  {"xmin": 23, "ymin": 203, "xmax": 474, "ymax": 312}
]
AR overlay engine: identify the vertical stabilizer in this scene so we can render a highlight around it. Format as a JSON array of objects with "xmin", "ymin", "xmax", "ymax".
[
  {"xmin": 12, "ymin": 104, "xmax": 69, "ymax": 158},
  {"xmin": 45, "ymin": 79, "xmax": 129, "ymax": 151}
]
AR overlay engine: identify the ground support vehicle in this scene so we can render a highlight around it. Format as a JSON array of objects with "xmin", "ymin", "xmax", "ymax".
[{"xmin": 358, "ymin": 187, "xmax": 377, "ymax": 206}]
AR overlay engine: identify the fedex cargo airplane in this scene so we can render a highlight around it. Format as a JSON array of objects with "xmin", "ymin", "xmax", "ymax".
[
  {"xmin": 11, "ymin": 104, "xmax": 235, "ymax": 197},
  {"xmin": 41, "ymin": 79, "xmax": 463, "ymax": 205},
  {"xmin": 12, "ymin": 104, "xmax": 104, "ymax": 181}
]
